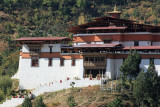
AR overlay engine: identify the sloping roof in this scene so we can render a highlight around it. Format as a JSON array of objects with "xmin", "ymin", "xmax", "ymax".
[
  {"xmin": 15, "ymin": 37, "xmax": 71, "ymax": 41},
  {"xmin": 86, "ymin": 26, "xmax": 127, "ymax": 30},
  {"xmin": 123, "ymin": 46, "xmax": 160, "ymax": 50},
  {"xmin": 74, "ymin": 43, "xmax": 121, "ymax": 48}
]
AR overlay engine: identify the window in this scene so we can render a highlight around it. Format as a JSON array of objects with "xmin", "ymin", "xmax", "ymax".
[
  {"xmin": 100, "ymin": 57, "xmax": 105, "ymax": 62},
  {"xmin": 151, "ymin": 41, "xmax": 153, "ymax": 46},
  {"xmin": 49, "ymin": 46, "xmax": 53, "ymax": 54},
  {"xmin": 134, "ymin": 41, "xmax": 139, "ymax": 46},
  {"xmin": 150, "ymin": 58, "xmax": 154, "ymax": 64},
  {"xmin": 86, "ymin": 42, "xmax": 91, "ymax": 44},
  {"xmin": 48, "ymin": 58, "xmax": 52, "ymax": 66},
  {"xmin": 31, "ymin": 58, "xmax": 39, "ymax": 67},
  {"xmin": 60, "ymin": 58, "xmax": 64, "ymax": 66},
  {"xmin": 29, "ymin": 48, "xmax": 40, "ymax": 56},
  {"xmin": 72, "ymin": 59, "xmax": 76, "ymax": 66},
  {"xmin": 104, "ymin": 40, "xmax": 111, "ymax": 43}
]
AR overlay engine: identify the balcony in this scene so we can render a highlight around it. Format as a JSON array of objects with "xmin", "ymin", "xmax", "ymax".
[
  {"xmin": 29, "ymin": 52, "xmax": 40, "ymax": 57},
  {"xmin": 84, "ymin": 61, "xmax": 106, "ymax": 68}
]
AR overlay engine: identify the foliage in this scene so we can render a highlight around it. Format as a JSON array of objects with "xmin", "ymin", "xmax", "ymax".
[
  {"xmin": 0, "ymin": 50, "xmax": 19, "ymax": 76},
  {"xmin": 133, "ymin": 61, "xmax": 160, "ymax": 107},
  {"xmin": 0, "ymin": 90, "xmax": 5, "ymax": 103},
  {"xmin": 0, "ymin": 76, "xmax": 12, "ymax": 95},
  {"xmin": 107, "ymin": 97, "xmax": 123, "ymax": 107},
  {"xmin": 34, "ymin": 96, "xmax": 45, "ymax": 107},
  {"xmin": 22, "ymin": 97, "xmax": 32, "ymax": 107},
  {"xmin": 120, "ymin": 50, "xmax": 141, "ymax": 84},
  {"xmin": 67, "ymin": 96, "xmax": 78, "ymax": 107},
  {"xmin": 133, "ymin": 71, "xmax": 146, "ymax": 106}
]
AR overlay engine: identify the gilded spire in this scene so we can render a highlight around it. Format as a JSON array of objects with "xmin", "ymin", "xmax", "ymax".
[{"xmin": 114, "ymin": 4, "xmax": 117, "ymax": 12}]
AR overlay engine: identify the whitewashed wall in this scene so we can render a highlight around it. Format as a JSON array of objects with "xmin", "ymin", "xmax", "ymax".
[
  {"xmin": 105, "ymin": 59, "xmax": 123, "ymax": 79},
  {"xmin": 19, "ymin": 57, "xmax": 83, "ymax": 90},
  {"xmin": 152, "ymin": 42, "xmax": 160, "ymax": 46},
  {"xmin": 122, "ymin": 41, "xmax": 134, "ymax": 47},
  {"xmin": 41, "ymin": 44, "xmax": 61, "ymax": 52},
  {"xmin": 22, "ymin": 44, "xmax": 29, "ymax": 53},
  {"xmin": 106, "ymin": 58, "xmax": 160, "ymax": 79},
  {"xmin": 139, "ymin": 41, "xmax": 151, "ymax": 46}
]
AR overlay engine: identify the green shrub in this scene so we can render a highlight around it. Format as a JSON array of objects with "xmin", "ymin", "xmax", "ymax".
[
  {"xmin": 67, "ymin": 96, "xmax": 78, "ymax": 107},
  {"xmin": 107, "ymin": 97, "xmax": 123, "ymax": 107},
  {"xmin": 0, "ymin": 90, "xmax": 5, "ymax": 103},
  {"xmin": 22, "ymin": 97, "xmax": 32, "ymax": 107},
  {"xmin": 0, "ymin": 76, "xmax": 12, "ymax": 95},
  {"xmin": 34, "ymin": 96, "xmax": 45, "ymax": 107}
]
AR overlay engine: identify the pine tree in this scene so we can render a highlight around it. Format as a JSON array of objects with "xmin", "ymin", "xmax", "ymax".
[
  {"xmin": 133, "ymin": 61, "xmax": 160, "ymax": 107},
  {"xmin": 34, "ymin": 97, "xmax": 45, "ymax": 107},
  {"xmin": 120, "ymin": 49, "xmax": 141, "ymax": 84},
  {"xmin": 145, "ymin": 60, "xmax": 160, "ymax": 107},
  {"xmin": 22, "ymin": 97, "xmax": 32, "ymax": 107},
  {"xmin": 133, "ymin": 71, "xmax": 146, "ymax": 106}
]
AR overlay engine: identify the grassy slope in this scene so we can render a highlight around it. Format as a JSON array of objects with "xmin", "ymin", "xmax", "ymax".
[{"xmin": 31, "ymin": 85, "xmax": 134, "ymax": 107}]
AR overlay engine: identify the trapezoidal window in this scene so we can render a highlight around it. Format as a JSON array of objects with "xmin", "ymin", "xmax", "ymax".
[
  {"xmin": 104, "ymin": 40, "xmax": 111, "ymax": 43},
  {"xmin": 31, "ymin": 58, "xmax": 39, "ymax": 67},
  {"xmin": 48, "ymin": 58, "xmax": 52, "ymax": 66},
  {"xmin": 49, "ymin": 46, "xmax": 53, "ymax": 54},
  {"xmin": 60, "ymin": 58, "xmax": 64, "ymax": 66},
  {"xmin": 71, "ymin": 59, "xmax": 76, "ymax": 66},
  {"xmin": 150, "ymin": 58, "xmax": 154, "ymax": 64},
  {"xmin": 134, "ymin": 41, "xmax": 139, "ymax": 46}
]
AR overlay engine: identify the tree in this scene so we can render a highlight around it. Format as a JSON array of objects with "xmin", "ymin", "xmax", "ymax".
[
  {"xmin": 34, "ymin": 97, "xmax": 45, "ymax": 107},
  {"xmin": 120, "ymin": 49, "xmax": 141, "ymax": 85},
  {"xmin": 133, "ymin": 61, "xmax": 160, "ymax": 107},
  {"xmin": 145, "ymin": 60, "xmax": 160, "ymax": 107},
  {"xmin": 133, "ymin": 71, "xmax": 147, "ymax": 106},
  {"xmin": 22, "ymin": 97, "xmax": 32, "ymax": 107}
]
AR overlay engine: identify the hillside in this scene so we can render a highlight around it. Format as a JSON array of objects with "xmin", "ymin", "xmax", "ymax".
[{"xmin": 31, "ymin": 85, "xmax": 134, "ymax": 107}]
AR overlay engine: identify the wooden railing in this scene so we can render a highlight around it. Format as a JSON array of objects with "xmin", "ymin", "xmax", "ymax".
[
  {"xmin": 84, "ymin": 61, "xmax": 106, "ymax": 67},
  {"xmin": 29, "ymin": 52, "xmax": 40, "ymax": 56}
]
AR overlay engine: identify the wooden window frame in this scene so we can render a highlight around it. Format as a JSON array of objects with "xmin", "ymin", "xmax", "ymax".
[
  {"xmin": 134, "ymin": 41, "xmax": 139, "ymax": 46},
  {"xmin": 104, "ymin": 40, "xmax": 111, "ymax": 43},
  {"xmin": 60, "ymin": 58, "xmax": 64, "ymax": 66},
  {"xmin": 71, "ymin": 59, "xmax": 76, "ymax": 66},
  {"xmin": 31, "ymin": 58, "xmax": 39, "ymax": 67},
  {"xmin": 49, "ymin": 46, "xmax": 53, "ymax": 54},
  {"xmin": 48, "ymin": 58, "xmax": 52, "ymax": 66},
  {"xmin": 150, "ymin": 58, "xmax": 154, "ymax": 64}
]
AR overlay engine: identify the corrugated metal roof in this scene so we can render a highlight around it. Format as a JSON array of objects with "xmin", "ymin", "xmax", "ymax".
[
  {"xmin": 74, "ymin": 43, "xmax": 120, "ymax": 48},
  {"xmin": 123, "ymin": 46, "xmax": 160, "ymax": 50},
  {"xmin": 15, "ymin": 37, "xmax": 71, "ymax": 41}
]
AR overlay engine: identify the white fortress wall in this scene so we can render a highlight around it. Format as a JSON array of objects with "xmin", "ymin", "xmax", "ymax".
[
  {"xmin": 152, "ymin": 42, "xmax": 160, "ymax": 46},
  {"xmin": 22, "ymin": 44, "xmax": 29, "ymax": 53},
  {"xmin": 153, "ymin": 59, "xmax": 160, "ymax": 75},
  {"xmin": 41, "ymin": 44, "xmax": 61, "ymax": 52},
  {"xmin": 122, "ymin": 41, "xmax": 134, "ymax": 47},
  {"xmin": 106, "ymin": 59, "xmax": 123, "ymax": 79},
  {"xmin": 139, "ymin": 41, "xmax": 151, "ymax": 46},
  {"xmin": 19, "ymin": 57, "xmax": 83, "ymax": 90},
  {"xmin": 140, "ymin": 59, "xmax": 149, "ymax": 72}
]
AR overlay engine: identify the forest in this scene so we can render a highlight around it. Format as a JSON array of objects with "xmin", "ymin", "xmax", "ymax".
[{"xmin": 0, "ymin": 0, "xmax": 160, "ymax": 105}]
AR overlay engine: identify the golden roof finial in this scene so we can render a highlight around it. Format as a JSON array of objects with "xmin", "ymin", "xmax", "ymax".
[{"xmin": 114, "ymin": 4, "xmax": 117, "ymax": 12}]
